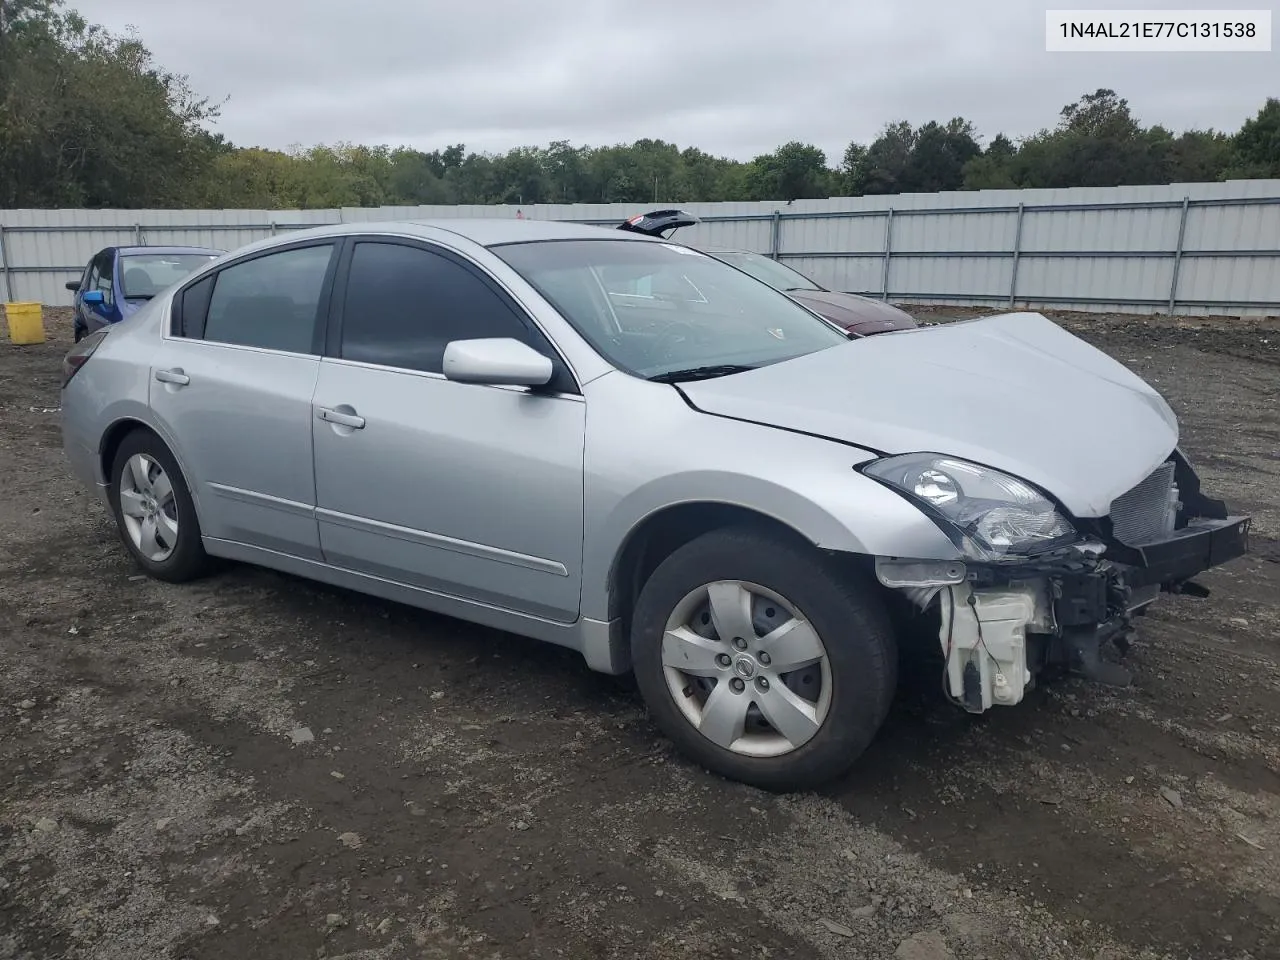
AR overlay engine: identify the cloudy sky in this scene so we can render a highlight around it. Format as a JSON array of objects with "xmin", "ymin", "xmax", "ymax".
[{"xmin": 69, "ymin": 0, "xmax": 1275, "ymax": 162}]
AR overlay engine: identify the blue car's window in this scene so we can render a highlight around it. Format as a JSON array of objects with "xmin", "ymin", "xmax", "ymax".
[
  {"xmin": 493, "ymin": 239, "xmax": 848, "ymax": 380},
  {"xmin": 120, "ymin": 253, "xmax": 219, "ymax": 299},
  {"xmin": 93, "ymin": 254, "xmax": 114, "ymax": 306}
]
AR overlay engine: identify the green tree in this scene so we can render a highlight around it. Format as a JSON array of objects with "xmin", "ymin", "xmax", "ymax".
[
  {"xmin": 0, "ymin": 8, "xmax": 1269, "ymax": 214},
  {"xmin": 744, "ymin": 141, "xmax": 833, "ymax": 200},
  {"xmin": 901, "ymin": 118, "xmax": 981, "ymax": 192},
  {"xmin": 0, "ymin": 1, "xmax": 220, "ymax": 207},
  {"xmin": 962, "ymin": 134, "xmax": 1019, "ymax": 189},
  {"xmin": 847, "ymin": 121, "xmax": 916, "ymax": 195},
  {"xmin": 1225, "ymin": 97, "xmax": 1280, "ymax": 178},
  {"xmin": 1010, "ymin": 89, "xmax": 1170, "ymax": 188}
]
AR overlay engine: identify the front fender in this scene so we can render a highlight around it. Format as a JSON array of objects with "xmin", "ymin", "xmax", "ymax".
[{"xmin": 579, "ymin": 374, "xmax": 960, "ymax": 622}]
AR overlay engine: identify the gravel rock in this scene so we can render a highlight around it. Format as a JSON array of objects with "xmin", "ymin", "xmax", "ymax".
[
  {"xmin": 289, "ymin": 727, "xmax": 314, "ymax": 744},
  {"xmin": 895, "ymin": 930, "xmax": 956, "ymax": 960},
  {"xmin": 818, "ymin": 918, "xmax": 855, "ymax": 937}
]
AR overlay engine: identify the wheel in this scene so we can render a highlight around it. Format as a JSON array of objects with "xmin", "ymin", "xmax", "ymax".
[
  {"xmin": 630, "ymin": 527, "xmax": 898, "ymax": 791},
  {"xmin": 108, "ymin": 430, "xmax": 212, "ymax": 583},
  {"xmin": 73, "ymin": 325, "xmax": 84, "ymax": 343}
]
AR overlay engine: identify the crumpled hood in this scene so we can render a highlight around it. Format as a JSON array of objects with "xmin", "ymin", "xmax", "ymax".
[
  {"xmin": 787, "ymin": 289, "xmax": 916, "ymax": 334},
  {"xmin": 678, "ymin": 312, "xmax": 1178, "ymax": 518}
]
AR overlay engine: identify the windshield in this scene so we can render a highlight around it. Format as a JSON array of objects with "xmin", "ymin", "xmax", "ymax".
[
  {"xmin": 120, "ymin": 253, "xmax": 219, "ymax": 299},
  {"xmin": 492, "ymin": 239, "xmax": 849, "ymax": 380},
  {"xmin": 714, "ymin": 250, "xmax": 823, "ymax": 293}
]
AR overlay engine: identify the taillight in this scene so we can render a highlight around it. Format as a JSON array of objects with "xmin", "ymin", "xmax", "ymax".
[{"xmin": 61, "ymin": 330, "xmax": 108, "ymax": 388}]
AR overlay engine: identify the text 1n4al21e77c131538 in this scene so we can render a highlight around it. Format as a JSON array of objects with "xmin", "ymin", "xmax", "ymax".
[{"xmin": 1046, "ymin": 9, "xmax": 1272, "ymax": 51}]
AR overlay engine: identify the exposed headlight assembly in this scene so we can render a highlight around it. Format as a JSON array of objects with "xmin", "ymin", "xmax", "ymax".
[{"xmin": 863, "ymin": 453, "xmax": 1078, "ymax": 563}]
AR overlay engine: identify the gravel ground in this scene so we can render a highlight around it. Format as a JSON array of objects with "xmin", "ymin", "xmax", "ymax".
[{"xmin": 1, "ymin": 305, "xmax": 1278, "ymax": 960}]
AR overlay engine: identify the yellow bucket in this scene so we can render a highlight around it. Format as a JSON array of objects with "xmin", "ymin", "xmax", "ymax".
[{"xmin": 3, "ymin": 302, "xmax": 45, "ymax": 345}]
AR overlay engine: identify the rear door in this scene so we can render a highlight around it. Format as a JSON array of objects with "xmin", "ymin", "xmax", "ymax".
[
  {"xmin": 149, "ymin": 239, "xmax": 339, "ymax": 560},
  {"xmin": 310, "ymin": 237, "xmax": 587, "ymax": 622}
]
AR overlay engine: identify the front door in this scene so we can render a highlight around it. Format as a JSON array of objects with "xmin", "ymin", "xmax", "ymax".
[
  {"xmin": 79, "ymin": 250, "xmax": 116, "ymax": 334},
  {"xmin": 149, "ymin": 240, "xmax": 338, "ymax": 560},
  {"xmin": 311, "ymin": 238, "xmax": 586, "ymax": 623}
]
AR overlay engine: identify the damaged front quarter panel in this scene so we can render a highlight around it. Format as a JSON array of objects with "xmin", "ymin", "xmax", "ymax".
[{"xmin": 874, "ymin": 448, "xmax": 1250, "ymax": 716}]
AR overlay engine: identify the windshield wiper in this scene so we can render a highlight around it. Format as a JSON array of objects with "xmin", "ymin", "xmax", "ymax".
[
  {"xmin": 647, "ymin": 364, "xmax": 757, "ymax": 384},
  {"xmin": 125, "ymin": 294, "xmax": 153, "ymax": 301}
]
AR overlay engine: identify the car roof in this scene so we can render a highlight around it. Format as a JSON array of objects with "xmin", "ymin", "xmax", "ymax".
[
  {"xmin": 117, "ymin": 245, "xmax": 224, "ymax": 257},
  {"xmin": 246, "ymin": 218, "xmax": 653, "ymax": 250},
  {"xmin": 413, "ymin": 218, "xmax": 645, "ymax": 246}
]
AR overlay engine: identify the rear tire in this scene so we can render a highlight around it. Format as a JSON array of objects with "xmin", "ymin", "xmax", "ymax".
[
  {"xmin": 108, "ymin": 430, "xmax": 212, "ymax": 583},
  {"xmin": 630, "ymin": 526, "xmax": 897, "ymax": 791}
]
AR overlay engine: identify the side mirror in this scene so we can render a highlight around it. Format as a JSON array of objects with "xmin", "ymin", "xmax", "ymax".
[
  {"xmin": 82, "ymin": 290, "xmax": 105, "ymax": 305},
  {"xmin": 442, "ymin": 338, "xmax": 553, "ymax": 387},
  {"xmin": 65, "ymin": 280, "xmax": 81, "ymax": 293}
]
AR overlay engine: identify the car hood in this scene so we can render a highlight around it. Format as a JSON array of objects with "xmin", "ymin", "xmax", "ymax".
[
  {"xmin": 678, "ymin": 312, "xmax": 1178, "ymax": 518},
  {"xmin": 787, "ymin": 289, "xmax": 917, "ymax": 334}
]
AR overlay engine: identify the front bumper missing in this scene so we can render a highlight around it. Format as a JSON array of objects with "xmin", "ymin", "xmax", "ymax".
[{"xmin": 877, "ymin": 513, "xmax": 1251, "ymax": 714}]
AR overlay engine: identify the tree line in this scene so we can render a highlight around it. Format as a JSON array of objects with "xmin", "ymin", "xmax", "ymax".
[{"xmin": 2, "ymin": 1, "xmax": 1277, "ymax": 211}]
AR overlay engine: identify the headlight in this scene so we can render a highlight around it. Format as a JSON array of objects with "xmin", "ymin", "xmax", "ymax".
[{"xmin": 863, "ymin": 453, "xmax": 1078, "ymax": 562}]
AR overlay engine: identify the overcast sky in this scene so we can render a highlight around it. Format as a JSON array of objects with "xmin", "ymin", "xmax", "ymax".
[{"xmin": 68, "ymin": 0, "xmax": 1276, "ymax": 163}]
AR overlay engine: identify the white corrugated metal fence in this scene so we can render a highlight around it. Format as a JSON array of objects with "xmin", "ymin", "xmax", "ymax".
[{"xmin": 2, "ymin": 180, "xmax": 1278, "ymax": 316}]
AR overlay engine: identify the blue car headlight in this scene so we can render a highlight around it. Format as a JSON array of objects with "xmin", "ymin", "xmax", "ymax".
[{"xmin": 863, "ymin": 453, "xmax": 1079, "ymax": 563}]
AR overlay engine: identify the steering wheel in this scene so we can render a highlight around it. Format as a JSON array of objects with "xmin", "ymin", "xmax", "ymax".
[{"xmin": 653, "ymin": 319, "xmax": 710, "ymax": 360}]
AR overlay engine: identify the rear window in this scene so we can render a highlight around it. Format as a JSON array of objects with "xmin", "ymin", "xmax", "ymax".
[{"xmin": 119, "ymin": 253, "xmax": 220, "ymax": 299}]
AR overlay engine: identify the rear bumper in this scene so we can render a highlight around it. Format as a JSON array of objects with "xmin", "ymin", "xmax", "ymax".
[{"xmin": 61, "ymin": 398, "xmax": 107, "ymax": 498}]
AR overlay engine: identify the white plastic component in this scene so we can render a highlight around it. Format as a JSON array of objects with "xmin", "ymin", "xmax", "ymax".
[{"xmin": 939, "ymin": 583, "xmax": 1038, "ymax": 711}]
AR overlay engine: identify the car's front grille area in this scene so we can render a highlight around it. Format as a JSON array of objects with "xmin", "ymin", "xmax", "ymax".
[{"xmin": 1110, "ymin": 460, "xmax": 1178, "ymax": 546}]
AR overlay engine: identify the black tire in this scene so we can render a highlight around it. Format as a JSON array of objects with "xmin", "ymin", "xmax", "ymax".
[
  {"xmin": 108, "ymin": 429, "xmax": 212, "ymax": 583},
  {"xmin": 630, "ymin": 526, "xmax": 898, "ymax": 792},
  {"xmin": 73, "ymin": 325, "xmax": 84, "ymax": 343}
]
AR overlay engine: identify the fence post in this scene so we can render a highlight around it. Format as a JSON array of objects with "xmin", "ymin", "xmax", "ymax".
[
  {"xmin": 769, "ymin": 210, "xmax": 781, "ymax": 260},
  {"xmin": 1008, "ymin": 202, "xmax": 1025, "ymax": 307},
  {"xmin": 134, "ymin": 223, "xmax": 143, "ymax": 245},
  {"xmin": 880, "ymin": 208, "xmax": 894, "ymax": 300},
  {"xmin": 1167, "ymin": 196, "xmax": 1190, "ymax": 315},
  {"xmin": 270, "ymin": 222, "xmax": 277, "ymax": 236},
  {"xmin": 0, "ymin": 223, "xmax": 10, "ymax": 302}
]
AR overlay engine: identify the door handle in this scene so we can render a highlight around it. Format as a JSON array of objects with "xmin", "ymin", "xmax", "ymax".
[
  {"xmin": 154, "ymin": 368, "xmax": 190, "ymax": 386},
  {"xmin": 317, "ymin": 406, "xmax": 366, "ymax": 429}
]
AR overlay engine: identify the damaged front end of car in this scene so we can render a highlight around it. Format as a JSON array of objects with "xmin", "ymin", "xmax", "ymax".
[{"xmin": 864, "ymin": 448, "xmax": 1250, "ymax": 712}]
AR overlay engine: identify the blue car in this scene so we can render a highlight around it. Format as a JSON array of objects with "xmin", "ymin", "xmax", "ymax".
[{"xmin": 67, "ymin": 245, "xmax": 223, "ymax": 342}]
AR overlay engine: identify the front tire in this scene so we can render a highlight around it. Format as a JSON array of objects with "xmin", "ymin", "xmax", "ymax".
[
  {"xmin": 630, "ymin": 527, "xmax": 897, "ymax": 791},
  {"xmin": 108, "ymin": 430, "xmax": 211, "ymax": 583}
]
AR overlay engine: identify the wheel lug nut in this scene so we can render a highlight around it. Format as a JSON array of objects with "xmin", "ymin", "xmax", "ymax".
[
  {"xmin": 716, "ymin": 653, "xmax": 732, "ymax": 668},
  {"xmin": 732, "ymin": 637, "xmax": 747, "ymax": 651},
  {"xmin": 756, "ymin": 676, "xmax": 769, "ymax": 691},
  {"xmin": 729, "ymin": 678, "xmax": 745, "ymax": 693},
  {"xmin": 758, "ymin": 652, "xmax": 771, "ymax": 666}
]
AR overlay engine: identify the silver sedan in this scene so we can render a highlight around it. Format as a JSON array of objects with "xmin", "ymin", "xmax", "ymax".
[{"xmin": 60, "ymin": 218, "xmax": 1250, "ymax": 790}]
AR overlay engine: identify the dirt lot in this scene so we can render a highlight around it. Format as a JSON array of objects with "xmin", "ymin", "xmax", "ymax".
[{"xmin": 1, "ymin": 305, "xmax": 1278, "ymax": 960}]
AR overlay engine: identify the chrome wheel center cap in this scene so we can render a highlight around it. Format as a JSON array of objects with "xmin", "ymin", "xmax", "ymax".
[{"xmin": 733, "ymin": 655, "xmax": 757, "ymax": 679}]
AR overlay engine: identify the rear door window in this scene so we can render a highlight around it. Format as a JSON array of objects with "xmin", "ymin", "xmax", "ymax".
[{"xmin": 201, "ymin": 244, "xmax": 334, "ymax": 354}]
